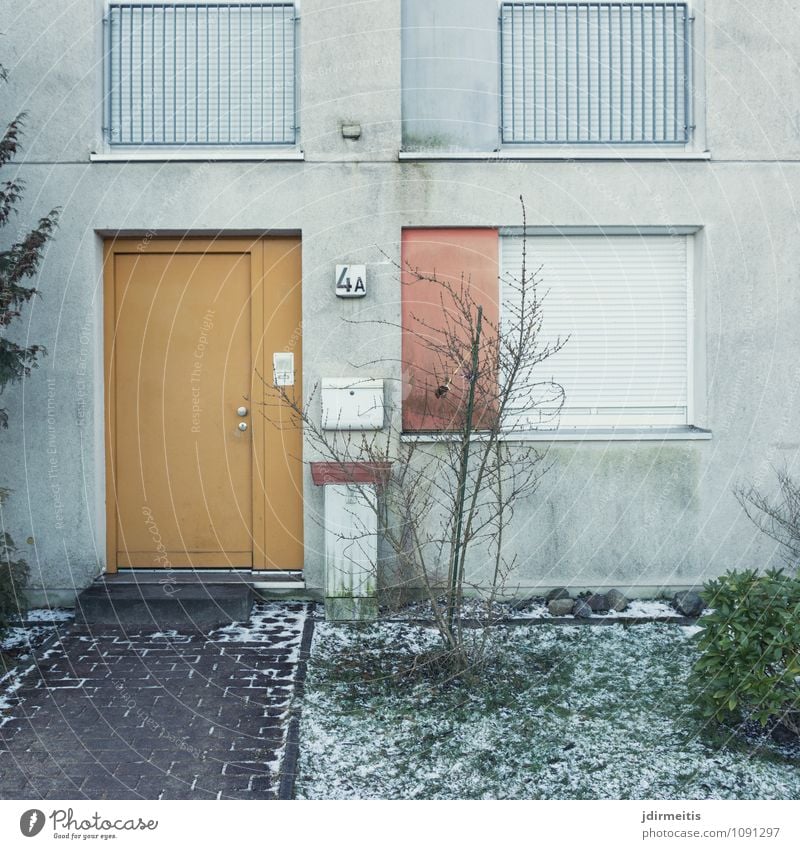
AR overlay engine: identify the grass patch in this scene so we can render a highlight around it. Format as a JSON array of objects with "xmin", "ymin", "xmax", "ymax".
[{"xmin": 296, "ymin": 622, "xmax": 800, "ymax": 799}]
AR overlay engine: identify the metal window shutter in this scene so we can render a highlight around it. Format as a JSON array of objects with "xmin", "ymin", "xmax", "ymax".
[
  {"xmin": 107, "ymin": 3, "xmax": 295, "ymax": 146},
  {"xmin": 501, "ymin": 2, "xmax": 690, "ymax": 144},
  {"xmin": 500, "ymin": 234, "xmax": 689, "ymax": 427}
]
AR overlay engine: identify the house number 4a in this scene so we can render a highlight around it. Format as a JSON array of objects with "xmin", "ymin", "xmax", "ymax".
[{"xmin": 335, "ymin": 264, "xmax": 367, "ymax": 298}]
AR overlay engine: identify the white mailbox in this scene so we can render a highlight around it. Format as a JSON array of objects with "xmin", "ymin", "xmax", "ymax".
[{"xmin": 321, "ymin": 378, "xmax": 384, "ymax": 430}]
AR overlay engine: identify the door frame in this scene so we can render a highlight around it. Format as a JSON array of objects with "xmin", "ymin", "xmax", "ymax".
[{"xmin": 103, "ymin": 236, "xmax": 302, "ymax": 573}]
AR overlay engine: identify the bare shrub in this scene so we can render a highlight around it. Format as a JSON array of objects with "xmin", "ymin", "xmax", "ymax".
[{"xmin": 263, "ymin": 200, "xmax": 565, "ymax": 674}]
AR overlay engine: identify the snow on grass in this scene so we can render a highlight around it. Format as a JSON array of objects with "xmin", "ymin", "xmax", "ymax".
[
  {"xmin": 296, "ymin": 622, "xmax": 798, "ymax": 800},
  {"xmin": 510, "ymin": 598, "xmax": 679, "ymax": 619},
  {"xmin": 607, "ymin": 599, "xmax": 678, "ymax": 618}
]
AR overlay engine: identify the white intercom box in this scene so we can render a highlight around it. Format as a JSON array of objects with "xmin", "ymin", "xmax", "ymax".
[{"xmin": 321, "ymin": 378, "xmax": 384, "ymax": 430}]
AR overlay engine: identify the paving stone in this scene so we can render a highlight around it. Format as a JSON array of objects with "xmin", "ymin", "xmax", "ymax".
[{"xmin": 0, "ymin": 602, "xmax": 311, "ymax": 800}]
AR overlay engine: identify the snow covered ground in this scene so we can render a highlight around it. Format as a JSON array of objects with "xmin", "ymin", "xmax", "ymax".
[
  {"xmin": 21, "ymin": 608, "xmax": 74, "ymax": 623},
  {"xmin": 0, "ymin": 610, "xmax": 74, "ymax": 721},
  {"xmin": 509, "ymin": 598, "xmax": 679, "ymax": 619},
  {"xmin": 0, "ymin": 610, "xmax": 73, "ymax": 656},
  {"xmin": 296, "ymin": 622, "xmax": 800, "ymax": 800}
]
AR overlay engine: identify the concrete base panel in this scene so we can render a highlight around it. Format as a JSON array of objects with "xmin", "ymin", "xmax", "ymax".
[{"xmin": 325, "ymin": 596, "xmax": 379, "ymax": 622}]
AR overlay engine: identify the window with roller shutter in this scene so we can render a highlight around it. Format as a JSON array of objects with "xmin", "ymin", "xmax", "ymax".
[{"xmin": 500, "ymin": 233, "xmax": 693, "ymax": 429}]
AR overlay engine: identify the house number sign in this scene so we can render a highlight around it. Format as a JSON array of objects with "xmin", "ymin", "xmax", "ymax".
[{"xmin": 335, "ymin": 264, "xmax": 366, "ymax": 298}]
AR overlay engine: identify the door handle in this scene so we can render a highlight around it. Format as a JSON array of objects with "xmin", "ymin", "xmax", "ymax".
[
  {"xmin": 238, "ymin": 422, "xmax": 248, "ymax": 432},
  {"xmin": 237, "ymin": 406, "xmax": 248, "ymax": 417}
]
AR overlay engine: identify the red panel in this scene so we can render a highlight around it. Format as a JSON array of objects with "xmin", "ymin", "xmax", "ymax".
[
  {"xmin": 401, "ymin": 229, "xmax": 500, "ymax": 431},
  {"xmin": 310, "ymin": 462, "xmax": 393, "ymax": 486}
]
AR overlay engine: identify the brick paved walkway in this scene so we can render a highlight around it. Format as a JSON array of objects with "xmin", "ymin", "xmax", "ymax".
[{"xmin": 0, "ymin": 602, "xmax": 312, "ymax": 800}]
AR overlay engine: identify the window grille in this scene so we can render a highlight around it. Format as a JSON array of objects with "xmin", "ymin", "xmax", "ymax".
[
  {"xmin": 104, "ymin": 2, "xmax": 296, "ymax": 146},
  {"xmin": 501, "ymin": 2, "xmax": 693, "ymax": 145}
]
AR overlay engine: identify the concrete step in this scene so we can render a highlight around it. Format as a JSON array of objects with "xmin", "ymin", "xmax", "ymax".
[
  {"xmin": 75, "ymin": 583, "xmax": 253, "ymax": 629},
  {"xmin": 252, "ymin": 586, "xmax": 320, "ymax": 602},
  {"xmin": 100, "ymin": 569, "xmax": 303, "ymax": 585}
]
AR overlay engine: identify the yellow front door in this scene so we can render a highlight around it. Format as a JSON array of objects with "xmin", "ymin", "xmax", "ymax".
[{"xmin": 104, "ymin": 237, "xmax": 303, "ymax": 571}]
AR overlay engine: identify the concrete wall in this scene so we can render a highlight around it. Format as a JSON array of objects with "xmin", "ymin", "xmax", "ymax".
[
  {"xmin": 1, "ymin": 0, "xmax": 799, "ymax": 604},
  {"xmin": 402, "ymin": 0, "xmax": 499, "ymax": 151}
]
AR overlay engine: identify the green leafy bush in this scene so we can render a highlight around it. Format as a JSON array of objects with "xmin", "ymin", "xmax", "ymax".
[
  {"xmin": 0, "ymin": 529, "xmax": 29, "ymax": 635},
  {"xmin": 1, "ymin": 61, "xmax": 53, "ymax": 637},
  {"xmin": 693, "ymin": 568, "xmax": 800, "ymax": 737}
]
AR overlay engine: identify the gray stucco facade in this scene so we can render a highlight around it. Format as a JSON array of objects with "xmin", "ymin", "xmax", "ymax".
[{"xmin": 1, "ymin": 0, "xmax": 798, "ymax": 605}]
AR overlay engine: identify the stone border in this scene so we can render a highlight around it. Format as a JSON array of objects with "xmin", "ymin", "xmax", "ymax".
[
  {"xmin": 394, "ymin": 615, "xmax": 700, "ymax": 628},
  {"xmin": 278, "ymin": 606, "xmax": 316, "ymax": 800},
  {"xmin": 504, "ymin": 615, "xmax": 700, "ymax": 626}
]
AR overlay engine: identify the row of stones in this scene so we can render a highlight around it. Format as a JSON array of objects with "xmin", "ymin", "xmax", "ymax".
[{"xmin": 544, "ymin": 588, "xmax": 705, "ymax": 618}]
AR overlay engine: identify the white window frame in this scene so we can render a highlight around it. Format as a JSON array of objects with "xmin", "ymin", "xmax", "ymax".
[
  {"xmin": 497, "ymin": 225, "xmax": 708, "ymax": 438},
  {"xmin": 92, "ymin": 0, "xmax": 302, "ymax": 161}
]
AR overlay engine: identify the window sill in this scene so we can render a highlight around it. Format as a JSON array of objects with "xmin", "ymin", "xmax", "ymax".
[
  {"xmin": 89, "ymin": 149, "xmax": 304, "ymax": 163},
  {"xmin": 398, "ymin": 148, "xmax": 711, "ymax": 163},
  {"xmin": 401, "ymin": 427, "xmax": 712, "ymax": 443}
]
